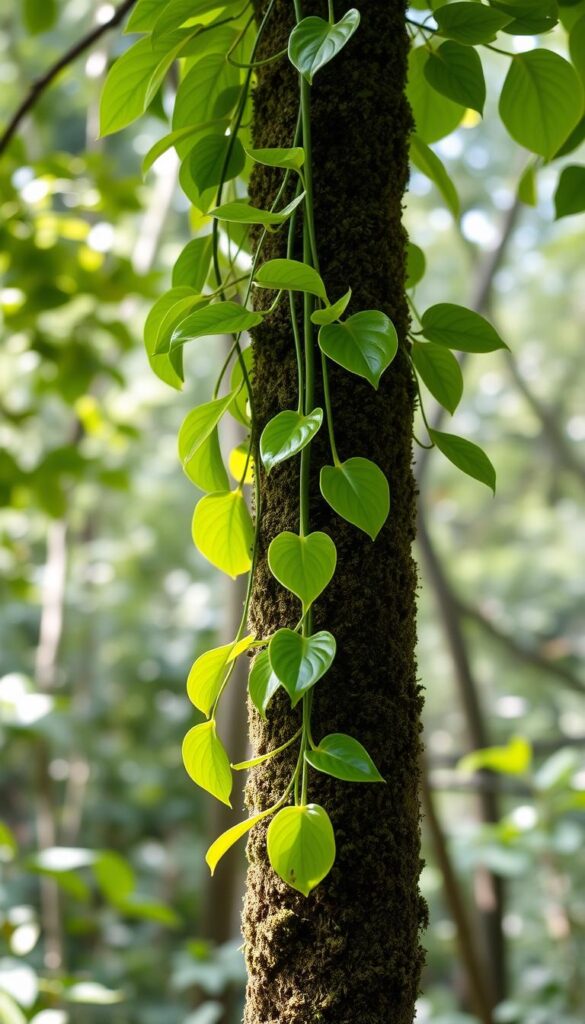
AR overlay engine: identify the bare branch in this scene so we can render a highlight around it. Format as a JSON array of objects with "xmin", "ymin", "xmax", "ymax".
[{"xmin": 0, "ymin": 0, "xmax": 137, "ymax": 158}]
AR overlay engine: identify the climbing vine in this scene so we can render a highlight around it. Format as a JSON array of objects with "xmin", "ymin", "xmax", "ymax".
[{"xmin": 100, "ymin": 0, "xmax": 584, "ymax": 896}]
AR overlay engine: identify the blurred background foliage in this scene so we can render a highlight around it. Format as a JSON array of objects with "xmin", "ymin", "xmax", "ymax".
[{"xmin": 0, "ymin": 2, "xmax": 583, "ymax": 1023}]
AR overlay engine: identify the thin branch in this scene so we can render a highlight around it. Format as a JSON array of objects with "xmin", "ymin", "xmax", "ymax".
[
  {"xmin": 457, "ymin": 600, "xmax": 585, "ymax": 696},
  {"xmin": 0, "ymin": 0, "xmax": 137, "ymax": 157}
]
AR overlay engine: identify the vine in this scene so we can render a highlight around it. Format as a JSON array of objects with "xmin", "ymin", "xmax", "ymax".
[{"xmin": 98, "ymin": 0, "xmax": 581, "ymax": 896}]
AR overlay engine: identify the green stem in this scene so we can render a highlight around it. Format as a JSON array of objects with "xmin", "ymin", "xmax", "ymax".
[
  {"xmin": 328, "ymin": 0, "xmax": 335, "ymax": 23},
  {"xmin": 228, "ymin": 46, "xmax": 287, "ymax": 68},
  {"xmin": 232, "ymin": 726, "xmax": 302, "ymax": 769}
]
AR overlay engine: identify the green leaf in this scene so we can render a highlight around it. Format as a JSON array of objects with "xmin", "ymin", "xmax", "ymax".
[
  {"xmin": 554, "ymin": 165, "xmax": 585, "ymax": 218},
  {"xmin": 320, "ymin": 457, "xmax": 390, "ymax": 539},
  {"xmin": 410, "ymin": 135, "xmax": 460, "ymax": 218},
  {"xmin": 152, "ymin": 0, "xmax": 239, "ymax": 40},
  {"xmin": 182, "ymin": 721, "xmax": 232, "ymax": 805},
  {"xmin": 187, "ymin": 640, "xmax": 239, "ymax": 717},
  {"xmin": 406, "ymin": 243, "xmax": 426, "ymax": 289},
  {"xmin": 260, "ymin": 408, "xmax": 323, "ymax": 473},
  {"xmin": 553, "ymin": 115, "xmax": 585, "ymax": 159},
  {"xmin": 168, "ymin": 302, "xmax": 263, "ymax": 352},
  {"xmin": 288, "ymin": 9, "xmax": 361, "ymax": 83},
  {"xmin": 305, "ymin": 733, "xmax": 384, "ymax": 783},
  {"xmin": 424, "ymin": 41, "xmax": 486, "ymax": 115},
  {"xmin": 254, "ymin": 258, "xmax": 328, "ymax": 301},
  {"xmin": 143, "ymin": 287, "xmax": 200, "ymax": 388},
  {"xmin": 318, "ymin": 311, "xmax": 398, "ymax": 389},
  {"xmin": 206, "ymin": 811, "xmax": 270, "ymax": 874},
  {"xmin": 499, "ymin": 50, "xmax": 584, "ymax": 160},
  {"xmin": 210, "ymin": 193, "xmax": 305, "ymax": 226},
  {"xmin": 267, "ymin": 804, "xmax": 335, "ymax": 896},
  {"xmin": 230, "ymin": 347, "xmax": 253, "ymax": 426},
  {"xmin": 248, "ymin": 650, "xmax": 281, "ymax": 719},
  {"xmin": 420, "ymin": 303, "xmax": 506, "ymax": 352},
  {"xmin": 126, "ymin": 0, "xmax": 169, "ymax": 32},
  {"xmin": 172, "ymin": 235, "xmax": 213, "ymax": 289},
  {"xmin": 173, "ymin": 53, "xmax": 239, "ymax": 134},
  {"xmin": 153, "ymin": 293, "xmax": 209, "ymax": 355},
  {"xmin": 433, "ymin": 3, "xmax": 513, "ymax": 45},
  {"xmin": 458, "ymin": 736, "xmax": 531, "ymax": 775},
  {"xmin": 0, "ymin": 992, "xmax": 26, "ymax": 1024},
  {"xmin": 23, "ymin": 0, "xmax": 57, "ymax": 34},
  {"xmin": 192, "ymin": 489, "xmax": 254, "ymax": 577},
  {"xmin": 178, "ymin": 393, "xmax": 234, "ymax": 492},
  {"xmin": 93, "ymin": 851, "xmax": 135, "ymax": 903},
  {"xmin": 143, "ymin": 120, "xmax": 227, "ymax": 172},
  {"xmin": 245, "ymin": 146, "xmax": 305, "ymax": 171},
  {"xmin": 311, "ymin": 289, "xmax": 352, "ymax": 326},
  {"xmin": 569, "ymin": 15, "xmax": 585, "ymax": 85},
  {"xmin": 269, "ymin": 629, "xmax": 336, "ymax": 706},
  {"xmin": 100, "ymin": 31, "xmax": 191, "ymax": 136},
  {"xmin": 268, "ymin": 530, "xmax": 337, "ymax": 608},
  {"xmin": 517, "ymin": 163, "xmax": 537, "ymax": 206},
  {"xmin": 429, "ymin": 429, "xmax": 496, "ymax": 492},
  {"xmin": 411, "ymin": 341, "xmax": 463, "ymax": 414},
  {"xmin": 190, "ymin": 133, "xmax": 245, "ymax": 193},
  {"xmin": 407, "ymin": 47, "xmax": 465, "ymax": 144}
]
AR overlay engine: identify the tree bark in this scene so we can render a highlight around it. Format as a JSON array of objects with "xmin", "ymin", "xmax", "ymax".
[{"xmin": 242, "ymin": 2, "xmax": 426, "ymax": 1022}]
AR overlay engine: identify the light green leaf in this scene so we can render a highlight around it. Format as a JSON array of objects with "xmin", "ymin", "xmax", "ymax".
[
  {"xmin": 182, "ymin": 721, "xmax": 232, "ymax": 805},
  {"xmin": 288, "ymin": 9, "xmax": 361, "ymax": 83},
  {"xmin": 126, "ymin": 0, "xmax": 169, "ymax": 32},
  {"xmin": 248, "ymin": 650, "xmax": 281, "ymax": 719},
  {"xmin": 311, "ymin": 289, "xmax": 352, "ymax": 325},
  {"xmin": 254, "ymin": 258, "xmax": 328, "ymax": 301},
  {"xmin": 269, "ymin": 629, "xmax": 336, "ymax": 706},
  {"xmin": 411, "ymin": 341, "xmax": 463, "ymax": 414},
  {"xmin": 318, "ymin": 310, "xmax": 398, "ymax": 388},
  {"xmin": 517, "ymin": 163, "xmax": 537, "ymax": 207},
  {"xmin": 407, "ymin": 46, "xmax": 465, "ymax": 144},
  {"xmin": 320, "ymin": 457, "xmax": 390, "ymax": 539},
  {"xmin": 429, "ymin": 429, "xmax": 496, "ymax": 492},
  {"xmin": 268, "ymin": 530, "xmax": 336, "ymax": 608},
  {"xmin": 173, "ymin": 52, "xmax": 239, "ymax": 134},
  {"xmin": 260, "ymin": 408, "xmax": 323, "ymax": 473},
  {"xmin": 424, "ymin": 41, "xmax": 486, "ymax": 115},
  {"xmin": 206, "ymin": 811, "xmax": 271, "ymax": 875},
  {"xmin": 230, "ymin": 347, "xmax": 253, "ymax": 427},
  {"xmin": 433, "ymin": 3, "xmax": 513, "ymax": 45},
  {"xmin": 305, "ymin": 733, "xmax": 384, "ymax": 783},
  {"xmin": 178, "ymin": 393, "xmax": 233, "ymax": 491},
  {"xmin": 0, "ymin": 991, "xmax": 26, "ymax": 1024},
  {"xmin": 406, "ymin": 243, "xmax": 426, "ymax": 289},
  {"xmin": 152, "ymin": 0, "xmax": 239, "ymax": 40},
  {"xmin": 458, "ymin": 736, "xmax": 531, "ymax": 776},
  {"xmin": 499, "ymin": 50, "xmax": 584, "ymax": 160},
  {"xmin": 245, "ymin": 146, "xmax": 305, "ymax": 171},
  {"xmin": 210, "ymin": 193, "xmax": 305, "ymax": 226},
  {"xmin": 267, "ymin": 804, "xmax": 335, "ymax": 896},
  {"xmin": 142, "ymin": 120, "xmax": 227, "ymax": 173},
  {"xmin": 420, "ymin": 303, "xmax": 506, "ymax": 352},
  {"xmin": 554, "ymin": 165, "xmax": 585, "ymax": 219},
  {"xmin": 190, "ymin": 133, "xmax": 245, "ymax": 193},
  {"xmin": 192, "ymin": 489, "xmax": 254, "ymax": 577},
  {"xmin": 100, "ymin": 31, "xmax": 191, "ymax": 136},
  {"xmin": 93, "ymin": 851, "xmax": 135, "ymax": 903},
  {"xmin": 168, "ymin": 302, "xmax": 263, "ymax": 352},
  {"xmin": 187, "ymin": 641, "xmax": 236, "ymax": 716},
  {"xmin": 143, "ymin": 287, "xmax": 200, "ymax": 389},
  {"xmin": 410, "ymin": 135, "xmax": 460, "ymax": 218},
  {"xmin": 172, "ymin": 235, "xmax": 213, "ymax": 289}
]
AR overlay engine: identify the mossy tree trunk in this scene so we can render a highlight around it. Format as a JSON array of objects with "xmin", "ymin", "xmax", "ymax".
[{"xmin": 242, "ymin": 1, "xmax": 426, "ymax": 1021}]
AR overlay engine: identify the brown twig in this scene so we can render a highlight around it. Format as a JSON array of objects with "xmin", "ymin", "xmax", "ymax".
[{"xmin": 0, "ymin": 0, "xmax": 137, "ymax": 157}]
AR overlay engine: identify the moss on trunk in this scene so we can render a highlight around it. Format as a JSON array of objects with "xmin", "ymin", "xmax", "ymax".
[{"xmin": 242, "ymin": 1, "xmax": 426, "ymax": 1021}]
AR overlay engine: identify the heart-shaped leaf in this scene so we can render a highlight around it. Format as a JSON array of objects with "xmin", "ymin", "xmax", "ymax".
[
  {"xmin": 269, "ymin": 629, "xmax": 336, "ymax": 706},
  {"xmin": 168, "ymin": 302, "xmax": 263, "ymax": 352},
  {"xmin": 192, "ymin": 489, "xmax": 254, "ymax": 577},
  {"xmin": 424, "ymin": 40, "xmax": 486, "ymax": 115},
  {"xmin": 320, "ymin": 457, "xmax": 389, "ymax": 540},
  {"xmin": 182, "ymin": 721, "xmax": 232, "ymax": 805},
  {"xmin": 499, "ymin": 49, "xmax": 583, "ymax": 160},
  {"xmin": 411, "ymin": 341, "xmax": 463, "ymax": 415},
  {"xmin": 254, "ymin": 259, "xmax": 328, "ymax": 302},
  {"xmin": 248, "ymin": 650, "xmax": 281, "ymax": 719},
  {"xmin": 178, "ymin": 392, "xmax": 235, "ymax": 491},
  {"xmin": 288, "ymin": 10, "xmax": 361, "ymax": 84},
  {"xmin": 245, "ymin": 146, "xmax": 305, "ymax": 171},
  {"xmin": 187, "ymin": 635, "xmax": 252, "ymax": 717},
  {"xmin": 260, "ymin": 408, "xmax": 323, "ymax": 473},
  {"xmin": 268, "ymin": 531, "xmax": 337, "ymax": 608},
  {"xmin": 318, "ymin": 311, "xmax": 398, "ymax": 389},
  {"xmin": 429, "ymin": 429, "xmax": 496, "ymax": 492},
  {"xmin": 310, "ymin": 289, "xmax": 352, "ymax": 326},
  {"xmin": 305, "ymin": 733, "xmax": 384, "ymax": 783},
  {"xmin": 267, "ymin": 804, "xmax": 335, "ymax": 896},
  {"xmin": 420, "ymin": 303, "xmax": 506, "ymax": 352},
  {"xmin": 406, "ymin": 243, "xmax": 426, "ymax": 289}
]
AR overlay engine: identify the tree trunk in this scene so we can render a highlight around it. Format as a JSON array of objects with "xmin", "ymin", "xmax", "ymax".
[{"xmin": 242, "ymin": 1, "xmax": 426, "ymax": 1021}]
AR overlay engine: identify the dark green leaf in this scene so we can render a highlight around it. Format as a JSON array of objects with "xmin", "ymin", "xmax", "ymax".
[
  {"xmin": 554, "ymin": 165, "xmax": 585, "ymax": 218},
  {"xmin": 429, "ymin": 429, "xmax": 496, "ymax": 492},
  {"xmin": 411, "ymin": 341, "xmax": 463, "ymax": 414},
  {"xmin": 433, "ymin": 3, "xmax": 513, "ymax": 44},
  {"xmin": 499, "ymin": 50, "xmax": 584, "ymax": 160},
  {"xmin": 424, "ymin": 41, "xmax": 486, "ymax": 114},
  {"xmin": 420, "ymin": 303, "xmax": 506, "ymax": 352}
]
